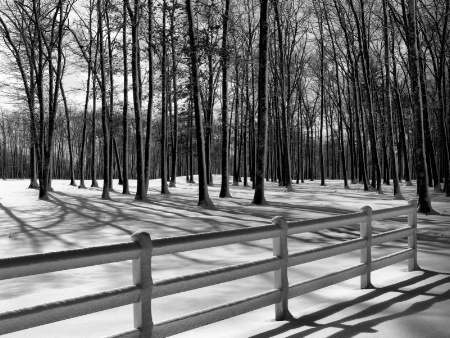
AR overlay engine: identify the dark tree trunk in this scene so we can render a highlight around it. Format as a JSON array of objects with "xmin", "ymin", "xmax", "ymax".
[
  {"xmin": 113, "ymin": 137, "xmax": 123, "ymax": 185},
  {"xmin": 160, "ymin": 0, "xmax": 170, "ymax": 195},
  {"xmin": 169, "ymin": 2, "xmax": 178, "ymax": 188},
  {"xmin": 145, "ymin": 0, "xmax": 154, "ymax": 192},
  {"xmin": 127, "ymin": 0, "xmax": 146, "ymax": 200},
  {"xmin": 60, "ymin": 82, "xmax": 76, "ymax": 187},
  {"xmin": 186, "ymin": 0, "xmax": 215, "ymax": 208},
  {"xmin": 318, "ymin": 9, "xmax": 326, "ymax": 186},
  {"xmin": 252, "ymin": 0, "xmax": 270, "ymax": 205},
  {"xmin": 272, "ymin": 0, "xmax": 293, "ymax": 192},
  {"xmin": 122, "ymin": 0, "xmax": 130, "ymax": 194},
  {"xmin": 99, "ymin": 0, "xmax": 110, "ymax": 200},
  {"xmin": 79, "ymin": 24, "xmax": 92, "ymax": 190},
  {"xmin": 407, "ymin": 0, "xmax": 432, "ymax": 213},
  {"xmin": 233, "ymin": 65, "xmax": 240, "ymax": 185},
  {"xmin": 419, "ymin": 51, "xmax": 441, "ymax": 192},
  {"xmin": 383, "ymin": 0, "xmax": 402, "ymax": 199},
  {"xmin": 219, "ymin": 0, "xmax": 231, "ymax": 198}
]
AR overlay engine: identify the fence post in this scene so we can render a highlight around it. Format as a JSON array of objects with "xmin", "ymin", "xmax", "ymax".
[
  {"xmin": 360, "ymin": 206, "xmax": 372, "ymax": 289},
  {"xmin": 407, "ymin": 199, "xmax": 419, "ymax": 271},
  {"xmin": 271, "ymin": 216, "xmax": 292, "ymax": 320},
  {"xmin": 131, "ymin": 231, "xmax": 154, "ymax": 336}
]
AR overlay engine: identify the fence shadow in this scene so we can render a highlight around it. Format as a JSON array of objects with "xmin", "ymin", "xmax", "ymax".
[{"xmin": 250, "ymin": 269, "xmax": 450, "ymax": 338}]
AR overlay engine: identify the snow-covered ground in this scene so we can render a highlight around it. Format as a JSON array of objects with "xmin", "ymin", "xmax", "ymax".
[{"xmin": 1, "ymin": 176, "xmax": 449, "ymax": 337}]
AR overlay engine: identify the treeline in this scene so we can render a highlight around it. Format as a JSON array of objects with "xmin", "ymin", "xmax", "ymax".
[{"xmin": 0, "ymin": 0, "xmax": 448, "ymax": 212}]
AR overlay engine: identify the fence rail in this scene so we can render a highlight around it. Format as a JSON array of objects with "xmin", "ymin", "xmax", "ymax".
[{"xmin": 0, "ymin": 200, "xmax": 418, "ymax": 337}]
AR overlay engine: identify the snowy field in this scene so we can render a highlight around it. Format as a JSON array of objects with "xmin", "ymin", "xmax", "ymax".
[{"xmin": 1, "ymin": 176, "xmax": 449, "ymax": 337}]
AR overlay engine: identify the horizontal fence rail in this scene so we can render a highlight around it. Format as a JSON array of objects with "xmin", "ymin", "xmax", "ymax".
[{"xmin": 0, "ymin": 200, "xmax": 418, "ymax": 337}]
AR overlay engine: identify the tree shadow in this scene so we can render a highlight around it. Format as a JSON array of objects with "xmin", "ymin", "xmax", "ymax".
[
  {"xmin": 250, "ymin": 269, "xmax": 450, "ymax": 338},
  {"xmin": 0, "ymin": 202, "xmax": 76, "ymax": 252}
]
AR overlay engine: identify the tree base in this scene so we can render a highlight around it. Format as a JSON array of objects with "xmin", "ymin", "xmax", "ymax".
[
  {"xmin": 433, "ymin": 184, "xmax": 443, "ymax": 193},
  {"xmin": 393, "ymin": 193, "xmax": 404, "ymax": 200},
  {"xmin": 198, "ymin": 197, "xmax": 216, "ymax": 210},
  {"xmin": 219, "ymin": 191, "xmax": 232, "ymax": 198},
  {"xmin": 28, "ymin": 181, "xmax": 39, "ymax": 190},
  {"xmin": 169, "ymin": 182, "xmax": 177, "ymax": 188},
  {"xmin": 404, "ymin": 181, "xmax": 414, "ymax": 186},
  {"xmin": 418, "ymin": 207, "xmax": 439, "ymax": 215},
  {"xmin": 284, "ymin": 185, "xmax": 294, "ymax": 192},
  {"xmin": 251, "ymin": 197, "xmax": 269, "ymax": 205}
]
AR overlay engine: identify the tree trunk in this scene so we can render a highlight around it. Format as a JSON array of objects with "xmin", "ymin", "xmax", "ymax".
[
  {"xmin": 122, "ymin": 0, "xmax": 130, "ymax": 194},
  {"xmin": 160, "ymin": 0, "xmax": 170, "ymax": 195},
  {"xmin": 252, "ymin": 0, "xmax": 270, "ymax": 205},
  {"xmin": 169, "ymin": 2, "xmax": 178, "ymax": 188},
  {"xmin": 407, "ymin": 0, "xmax": 432, "ymax": 213},
  {"xmin": 127, "ymin": 0, "xmax": 146, "ymax": 200},
  {"xmin": 113, "ymin": 137, "xmax": 123, "ymax": 185},
  {"xmin": 219, "ymin": 0, "xmax": 231, "ymax": 198},
  {"xmin": 186, "ymin": 0, "xmax": 215, "ymax": 208},
  {"xmin": 383, "ymin": 0, "xmax": 402, "ymax": 199}
]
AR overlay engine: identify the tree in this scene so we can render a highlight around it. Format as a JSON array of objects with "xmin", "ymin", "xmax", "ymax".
[
  {"xmin": 406, "ymin": 0, "xmax": 432, "ymax": 212},
  {"xmin": 383, "ymin": 0, "xmax": 403, "ymax": 200},
  {"xmin": 252, "ymin": 0, "xmax": 269, "ymax": 205},
  {"xmin": 99, "ymin": 0, "xmax": 111, "ymax": 200},
  {"xmin": 219, "ymin": 0, "xmax": 232, "ymax": 198},
  {"xmin": 122, "ymin": 0, "xmax": 130, "ymax": 194},
  {"xmin": 160, "ymin": 0, "xmax": 170, "ymax": 195},
  {"xmin": 126, "ymin": 0, "xmax": 146, "ymax": 200},
  {"xmin": 186, "ymin": 0, "xmax": 215, "ymax": 209}
]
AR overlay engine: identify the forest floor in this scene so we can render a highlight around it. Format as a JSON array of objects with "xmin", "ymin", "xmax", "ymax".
[{"xmin": 1, "ymin": 176, "xmax": 450, "ymax": 338}]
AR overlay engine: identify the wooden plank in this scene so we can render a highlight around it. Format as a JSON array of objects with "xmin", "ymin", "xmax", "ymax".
[
  {"xmin": 153, "ymin": 225, "xmax": 279, "ymax": 256},
  {"xmin": 288, "ymin": 238, "xmax": 366, "ymax": 267},
  {"xmin": 153, "ymin": 257, "xmax": 280, "ymax": 298},
  {"xmin": 288, "ymin": 264, "xmax": 366, "ymax": 299},
  {"xmin": 0, "ymin": 286, "xmax": 140, "ymax": 335},
  {"xmin": 153, "ymin": 289, "xmax": 281, "ymax": 338},
  {"xmin": 371, "ymin": 227, "xmax": 413, "ymax": 246},
  {"xmin": 371, "ymin": 205, "xmax": 413, "ymax": 220},
  {"xmin": 0, "ymin": 242, "xmax": 140, "ymax": 281},
  {"xmin": 371, "ymin": 249, "xmax": 414, "ymax": 271},
  {"xmin": 287, "ymin": 212, "xmax": 366, "ymax": 235}
]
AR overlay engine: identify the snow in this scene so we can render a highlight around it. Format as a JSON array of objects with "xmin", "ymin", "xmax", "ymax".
[{"xmin": 1, "ymin": 177, "xmax": 449, "ymax": 337}]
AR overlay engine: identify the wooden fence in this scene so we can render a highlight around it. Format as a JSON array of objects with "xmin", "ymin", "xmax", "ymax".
[{"xmin": 0, "ymin": 200, "xmax": 418, "ymax": 337}]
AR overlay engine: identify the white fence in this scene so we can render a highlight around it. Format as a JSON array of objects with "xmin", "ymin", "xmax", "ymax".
[{"xmin": 0, "ymin": 200, "xmax": 418, "ymax": 337}]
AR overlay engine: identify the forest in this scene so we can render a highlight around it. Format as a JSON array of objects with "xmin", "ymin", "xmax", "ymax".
[{"xmin": 0, "ymin": 0, "xmax": 449, "ymax": 213}]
